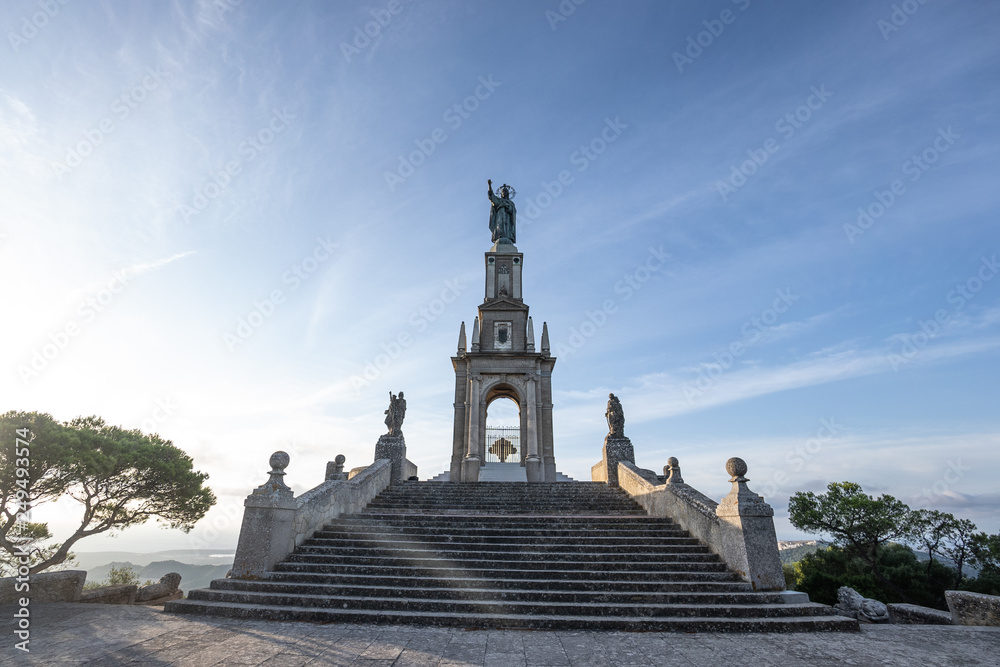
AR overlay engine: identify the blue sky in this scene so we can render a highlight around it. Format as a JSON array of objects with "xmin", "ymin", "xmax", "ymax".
[{"xmin": 2, "ymin": 0, "xmax": 999, "ymax": 554}]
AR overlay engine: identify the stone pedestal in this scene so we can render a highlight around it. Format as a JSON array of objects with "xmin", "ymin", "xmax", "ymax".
[
  {"xmin": 602, "ymin": 435, "xmax": 635, "ymax": 487},
  {"xmin": 715, "ymin": 458, "xmax": 784, "ymax": 591},
  {"xmin": 462, "ymin": 455, "xmax": 481, "ymax": 483},
  {"xmin": 525, "ymin": 455, "xmax": 542, "ymax": 482},
  {"xmin": 232, "ymin": 452, "xmax": 297, "ymax": 580},
  {"xmin": 375, "ymin": 434, "xmax": 407, "ymax": 484}
]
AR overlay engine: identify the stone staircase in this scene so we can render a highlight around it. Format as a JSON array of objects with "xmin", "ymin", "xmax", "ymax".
[{"xmin": 167, "ymin": 481, "xmax": 858, "ymax": 631}]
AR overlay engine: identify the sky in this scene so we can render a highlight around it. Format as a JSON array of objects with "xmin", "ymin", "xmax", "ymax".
[{"xmin": 1, "ymin": 0, "xmax": 999, "ymax": 555}]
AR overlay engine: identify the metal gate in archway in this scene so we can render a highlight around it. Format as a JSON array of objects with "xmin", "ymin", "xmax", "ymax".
[{"xmin": 484, "ymin": 426, "xmax": 520, "ymax": 464}]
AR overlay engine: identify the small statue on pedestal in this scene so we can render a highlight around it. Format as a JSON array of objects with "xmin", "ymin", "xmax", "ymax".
[
  {"xmin": 384, "ymin": 391, "xmax": 406, "ymax": 436},
  {"xmin": 606, "ymin": 393, "xmax": 625, "ymax": 437}
]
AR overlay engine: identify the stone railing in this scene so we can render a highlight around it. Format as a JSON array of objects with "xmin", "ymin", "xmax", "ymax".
[
  {"xmin": 231, "ymin": 452, "xmax": 396, "ymax": 580},
  {"xmin": 613, "ymin": 457, "xmax": 785, "ymax": 592},
  {"xmin": 349, "ymin": 458, "xmax": 418, "ymax": 481}
]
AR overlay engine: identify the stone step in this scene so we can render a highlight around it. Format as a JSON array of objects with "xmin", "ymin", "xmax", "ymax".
[
  {"xmin": 293, "ymin": 545, "xmax": 718, "ymax": 562},
  {"xmin": 185, "ymin": 588, "xmax": 837, "ymax": 620},
  {"xmin": 361, "ymin": 509, "xmax": 649, "ymax": 516},
  {"xmin": 371, "ymin": 490, "xmax": 632, "ymax": 496},
  {"xmin": 165, "ymin": 599, "xmax": 860, "ymax": 632},
  {"xmin": 284, "ymin": 550, "xmax": 727, "ymax": 568},
  {"xmin": 315, "ymin": 527, "xmax": 687, "ymax": 541},
  {"xmin": 303, "ymin": 536, "xmax": 705, "ymax": 550},
  {"xmin": 366, "ymin": 497, "xmax": 641, "ymax": 505},
  {"xmin": 369, "ymin": 490, "xmax": 633, "ymax": 495},
  {"xmin": 350, "ymin": 507, "xmax": 671, "ymax": 525},
  {"xmin": 167, "ymin": 479, "xmax": 858, "ymax": 633},
  {"xmin": 207, "ymin": 579, "xmax": 779, "ymax": 605},
  {"xmin": 261, "ymin": 571, "xmax": 753, "ymax": 592},
  {"xmin": 367, "ymin": 503, "xmax": 642, "ymax": 508},
  {"xmin": 325, "ymin": 514, "xmax": 681, "ymax": 535},
  {"xmin": 274, "ymin": 561, "xmax": 735, "ymax": 578}
]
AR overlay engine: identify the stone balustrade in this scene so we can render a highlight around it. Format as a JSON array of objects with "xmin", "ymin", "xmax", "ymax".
[
  {"xmin": 231, "ymin": 452, "xmax": 397, "ymax": 580},
  {"xmin": 614, "ymin": 457, "xmax": 785, "ymax": 592}
]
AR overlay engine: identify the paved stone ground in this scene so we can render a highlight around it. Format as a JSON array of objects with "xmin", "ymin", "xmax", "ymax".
[{"xmin": 3, "ymin": 604, "xmax": 1000, "ymax": 666}]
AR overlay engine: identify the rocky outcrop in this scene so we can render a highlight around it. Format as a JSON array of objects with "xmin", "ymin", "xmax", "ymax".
[
  {"xmin": 79, "ymin": 585, "xmax": 138, "ymax": 605},
  {"xmin": 886, "ymin": 603, "xmax": 952, "ymax": 625},
  {"xmin": 135, "ymin": 573, "xmax": 182, "ymax": 604},
  {"xmin": 946, "ymin": 590, "xmax": 1000, "ymax": 627},
  {"xmin": 0, "ymin": 570, "xmax": 86, "ymax": 604}
]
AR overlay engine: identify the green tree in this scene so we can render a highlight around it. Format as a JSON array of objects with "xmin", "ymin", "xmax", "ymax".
[
  {"xmin": 0, "ymin": 411, "xmax": 216, "ymax": 574},
  {"xmin": 967, "ymin": 532, "xmax": 1000, "ymax": 595},
  {"xmin": 84, "ymin": 564, "xmax": 152, "ymax": 590},
  {"xmin": 791, "ymin": 543, "xmax": 954, "ymax": 609},
  {"xmin": 970, "ymin": 531, "xmax": 1000, "ymax": 574},
  {"xmin": 937, "ymin": 516, "xmax": 979, "ymax": 588},
  {"xmin": 788, "ymin": 481, "xmax": 913, "ymax": 600},
  {"xmin": 0, "ymin": 521, "xmax": 77, "ymax": 576},
  {"xmin": 908, "ymin": 509, "xmax": 955, "ymax": 574}
]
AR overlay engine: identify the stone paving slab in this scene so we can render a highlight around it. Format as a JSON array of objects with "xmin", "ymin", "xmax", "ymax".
[{"xmin": 2, "ymin": 604, "xmax": 1000, "ymax": 666}]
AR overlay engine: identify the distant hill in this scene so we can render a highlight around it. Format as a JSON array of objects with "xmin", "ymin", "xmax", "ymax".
[
  {"xmin": 776, "ymin": 540, "xmax": 981, "ymax": 577},
  {"xmin": 777, "ymin": 540, "xmax": 827, "ymax": 565},
  {"xmin": 85, "ymin": 559, "xmax": 232, "ymax": 592},
  {"xmin": 73, "ymin": 550, "xmax": 234, "ymax": 569}
]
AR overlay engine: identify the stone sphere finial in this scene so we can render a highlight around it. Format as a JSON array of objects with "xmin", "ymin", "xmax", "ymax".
[
  {"xmin": 665, "ymin": 457, "xmax": 684, "ymax": 484},
  {"xmin": 335, "ymin": 454, "xmax": 346, "ymax": 465},
  {"xmin": 726, "ymin": 457, "xmax": 748, "ymax": 481},
  {"xmin": 269, "ymin": 451, "xmax": 290, "ymax": 473},
  {"xmin": 252, "ymin": 450, "xmax": 292, "ymax": 496}
]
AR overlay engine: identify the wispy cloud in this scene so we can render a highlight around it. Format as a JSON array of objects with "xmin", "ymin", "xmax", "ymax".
[
  {"xmin": 559, "ymin": 333, "xmax": 1000, "ymax": 429},
  {"xmin": 120, "ymin": 250, "xmax": 197, "ymax": 278}
]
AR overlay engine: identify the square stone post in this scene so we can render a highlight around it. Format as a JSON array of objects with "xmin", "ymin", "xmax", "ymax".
[
  {"xmin": 374, "ymin": 435, "xmax": 406, "ymax": 484},
  {"xmin": 231, "ymin": 452, "xmax": 297, "ymax": 580},
  {"xmin": 715, "ymin": 457, "xmax": 785, "ymax": 591},
  {"xmin": 601, "ymin": 435, "xmax": 635, "ymax": 487}
]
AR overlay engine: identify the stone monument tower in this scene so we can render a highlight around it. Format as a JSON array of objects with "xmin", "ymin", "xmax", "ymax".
[{"xmin": 449, "ymin": 181, "xmax": 557, "ymax": 482}]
